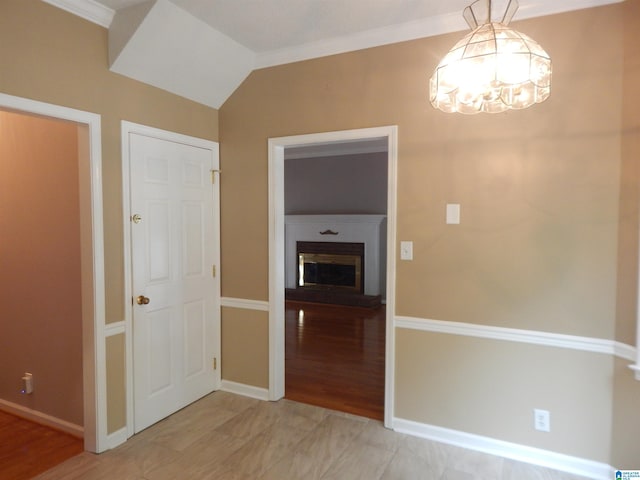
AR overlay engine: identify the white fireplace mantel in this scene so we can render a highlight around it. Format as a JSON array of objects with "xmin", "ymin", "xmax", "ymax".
[{"xmin": 285, "ymin": 214, "xmax": 387, "ymax": 298}]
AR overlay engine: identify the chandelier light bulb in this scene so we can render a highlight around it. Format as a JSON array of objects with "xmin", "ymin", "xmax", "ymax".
[{"xmin": 429, "ymin": 0, "xmax": 552, "ymax": 114}]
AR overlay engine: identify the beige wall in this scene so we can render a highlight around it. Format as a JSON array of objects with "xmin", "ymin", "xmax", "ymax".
[
  {"xmin": 395, "ymin": 329, "xmax": 613, "ymax": 462},
  {"xmin": 0, "ymin": 110, "xmax": 83, "ymax": 425},
  {"xmin": 221, "ymin": 6, "xmax": 624, "ymax": 336},
  {"xmin": 0, "ymin": 0, "xmax": 218, "ymax": 433},
  {"xmin": 611, "ymin": 0, "xmax": 640, "ymax": 468},
  {"xmin": 221, "ymin": 308, "xmax": 269, "ymax": 388},
  {"xmin": 220, "ymin": 2, "xmax": 640, "ymax": 465}
]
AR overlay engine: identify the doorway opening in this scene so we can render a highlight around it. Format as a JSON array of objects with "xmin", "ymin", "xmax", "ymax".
[
  {"xmin": 268, "ymin": 126, "xmax": 397, "ymax": 427},
  {"xmin": 0, "ymin": 93, "xmax": 105, "ymax": 452}
]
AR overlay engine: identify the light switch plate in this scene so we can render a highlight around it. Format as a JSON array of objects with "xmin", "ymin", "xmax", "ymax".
[
  {"xmin": 446, "ymin": 204, "xmax": 461, "ymax": 224},
  {"xmin": 400, "ymin": 241, "xmax": 413, "ymax": 260}
]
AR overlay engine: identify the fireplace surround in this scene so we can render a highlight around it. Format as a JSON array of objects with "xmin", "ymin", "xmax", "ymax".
[{"xmin": 285, "ymin": 215, "xmax": 386, "ymax": 306}]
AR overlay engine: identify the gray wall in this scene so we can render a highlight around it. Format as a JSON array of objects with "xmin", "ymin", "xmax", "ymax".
[{"xmin": 285, "ymin": 152, "xmax": 387, "ymax": 214}]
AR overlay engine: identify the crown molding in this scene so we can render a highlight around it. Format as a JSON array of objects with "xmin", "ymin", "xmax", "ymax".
[
  {"xmin": 46, "ymin": 0, "xmax": 623, "ymax": 67},
  {"xmin": 255, "ymin": 0, "xmax": 624, "ymax": 68},
  {"xmin": 42, "ymin": 0, "xmax": 115, "ymax": 28},
  {"xmin": 254, "ymin": 10, "xmax": 465, "ymax": 69},
  {"xmin": 44, "ymin": 0, "xmax": 623, "ymax": 63}
]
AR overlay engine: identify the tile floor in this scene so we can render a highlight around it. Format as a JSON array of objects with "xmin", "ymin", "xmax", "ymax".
[{"xmin": 35, "ymin": 391, "xmax": 590, "ymax": 480}]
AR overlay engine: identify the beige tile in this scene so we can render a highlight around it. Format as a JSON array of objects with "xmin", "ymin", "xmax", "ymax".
[
  {"xmin": 296, "ymin": 413, "xmax": 369, "ymax": 466},
  {"xmin": 33, "ymin": 452, "xmax": 101, "ymax": 480},
  {"xmin": 501, "ymin": 459, "xmax": 590, "ymax": 480},
  {"xmin": 440, "ymin": 468, "xmax": 479, "ymax": 480},
  {"xmin": 274, "ymin": 398, "xmax": 329, "ymax": 431},
  {"xmin": 205, "ymin": 390, "xmax": 261, "ymax": 412},
  {"xmin": 259, "ymin": 450, "xmax": 331, "ymax": 480},
  {"xmin": 356, "ymin": 419, "xmax": 402, "ymax": 452},
  {"xmin": 320, "ymin": 442, "xmax": 395, "ymax": 480},
  {"xmin": 35, "ymin": 393, "xmax": 596, "ymax": 480},
  {"xmin": 397, "ymin": 435, "xmax": 451, "ymax": 476},
  {"xmin": 220, "ymin": 431, "xmax": 296, "ymax": 477},
  {"xmin": 98, "ymin": 440, "xmax": 182, "ymax": 477},
  {"xmin": 145, "ymin": 431, "xmax": 247, "ymax": 480},
  {"xmin": 444, "ymin": 445, "xmax": 504, "ymax": 480},
  {"xmin": 214, "ymin": 401, "xmax": 284, "ymax": 439},
  {"xmin": 149, "ymin": 406, "xmax": 238, "ymax": 451},
  {"xmin": 380, "ymin": 450, "xmax": 443, "ymax": 480}
]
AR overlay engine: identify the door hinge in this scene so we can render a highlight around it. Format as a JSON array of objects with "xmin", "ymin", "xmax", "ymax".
[
  {"xmin": 210, "ymin": 169, "xmax": 220, "ymax": 184},
  {"xmin": 213, "ymin": 357, "xmax": 217, "ymax": 370},
  {"xmin": 212, "ymin": 265, "xmax": 216, "ymax": 277}
]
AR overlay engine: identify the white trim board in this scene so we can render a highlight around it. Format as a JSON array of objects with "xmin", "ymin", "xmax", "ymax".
[
  {"xmin": 0, "ymin": 399, "xmax": 84, "ymax": 439},
  {"xmin": 396, "ymin": 316, "xmax": 636, "ymax": 362},
  {"xmin": 42, "ymin": 0, "xmax": 114, "ymax": 28},
  {"xmin": 47, "ymin": 0, "xmax": 623, "ymax": 69},
  {"xmin": 221, "ymin": 297, "xmax": 270, "ymax": 312},
  {"xmin": 104, "ymin": 321, "xmax": 125, "ymax": 337},
  {"xmin": 393, "ymin": 417, "xmax": 613, "ymax": 480},
  {"xmin": 221, "ymin": 380, "xmax": 270, "ymax": 401},
  {"xmin": 0, "ymin": 93, "xmax": 106, "ymax": 453},
  {"xmin": 106, "ymin": 427, "xmax": 128, "ymax": 450},
  {"xmin": 216, "ymin": 297, "xmax": 636, "ymax": 365}
]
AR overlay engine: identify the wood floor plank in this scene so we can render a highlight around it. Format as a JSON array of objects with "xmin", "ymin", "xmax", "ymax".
[
  {"xmin": 0, "ymin": 411, "xmax": 83, "ymax": 480},
  {"xmin": 284, "ymin": 300, "xmax": 385, "ymax": 420}
]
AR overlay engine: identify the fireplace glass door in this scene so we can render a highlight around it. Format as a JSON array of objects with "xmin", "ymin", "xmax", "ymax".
[
  {"xmin": 298, "ymin": 252, "xmax": 362, "ymax": 292},
  {"xmin": 296, "ymin": 241, "xmax": 364, "ymax": 293}
]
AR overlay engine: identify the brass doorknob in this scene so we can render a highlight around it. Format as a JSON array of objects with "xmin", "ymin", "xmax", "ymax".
[{"xmin": 136, "ymin": 295, "xmax": 150, "ymax": 305}]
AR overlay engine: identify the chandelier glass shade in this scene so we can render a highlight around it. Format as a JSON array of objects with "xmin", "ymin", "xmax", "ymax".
[{"xmin": 429, "ymin": 0, "xmax": 552, "ymax": 114}]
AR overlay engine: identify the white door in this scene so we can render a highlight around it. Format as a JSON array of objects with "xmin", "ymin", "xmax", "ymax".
[{"xmin": 129, "ymin": 132, "xmax": 220, "ymax": 433}]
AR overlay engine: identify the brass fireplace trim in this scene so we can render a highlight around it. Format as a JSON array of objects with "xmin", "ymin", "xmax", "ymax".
[{"xmin": 298, "ymin": 252, "xmax": 363, "ymax": 292}]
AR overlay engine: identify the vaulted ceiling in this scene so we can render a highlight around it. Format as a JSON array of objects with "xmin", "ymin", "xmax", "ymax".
[{"xmin": 45, "ymin": 0, "xmax": 620, "ymax": 108}]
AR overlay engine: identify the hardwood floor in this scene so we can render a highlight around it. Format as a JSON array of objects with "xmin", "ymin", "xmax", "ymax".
[
  {"xmin": 0, "ymin": 411, "xmax": 83, "ymax": 479},
  {"xmin": 285, "ymin": 300, "xmax": 385, "ymax": 420}
]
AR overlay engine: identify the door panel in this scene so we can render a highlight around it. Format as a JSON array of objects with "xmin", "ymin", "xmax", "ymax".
[{"xmin": 130, "ymin": 132, "xmax": 219, "ymax": 433}]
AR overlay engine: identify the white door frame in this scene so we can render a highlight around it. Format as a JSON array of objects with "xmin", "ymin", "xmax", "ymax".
[
  {"xmin": 268, "ymin": 126, "xmax": 398, "ymax": 427},
  {"xmin": 0, "ymin": 93, "xmax": 106, "ymax": 452},
  {"xmin": 121, "ymin": 121, "xmax": 221, "ymax": 438}
]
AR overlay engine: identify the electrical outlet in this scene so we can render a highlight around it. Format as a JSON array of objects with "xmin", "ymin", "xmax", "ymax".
[
  {"xmin": 534, "ymin": 409, "xmax": 550, "ymax": 432},
  {"xmin": 400, "ymin": 241, "xmax": 413, "ymax": 260}
]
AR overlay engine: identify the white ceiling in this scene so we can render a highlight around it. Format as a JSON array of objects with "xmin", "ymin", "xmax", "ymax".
[
  {"xmin": 100, "ymin": 0, "xmax": 479, "ymax": 52},
  {"xmin": 45, "ymin": 0, "xmax": 621, "ymax": 108}
]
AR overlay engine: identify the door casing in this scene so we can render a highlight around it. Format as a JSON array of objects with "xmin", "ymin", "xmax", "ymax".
[
  {"xmin": 0, "ymin": 93, "xmax": 106, "ymax": 452},
  {"xmin": 268, "ymin": 126, "xmax": 398, "ymax": 428}
]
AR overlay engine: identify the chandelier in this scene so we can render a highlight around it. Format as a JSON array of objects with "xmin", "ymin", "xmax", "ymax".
[{"xmin": 429, "ymin": 0, "xmax": 552, "ymax": 114}]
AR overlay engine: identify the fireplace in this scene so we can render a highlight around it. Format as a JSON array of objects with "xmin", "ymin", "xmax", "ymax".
[
  {"xmin": 296, "ymin": 241, "xmax": 364, "ymax": 293},
  {"xmin": 285, "ymin": 214, "xmax": 386, "ymax": 307}
]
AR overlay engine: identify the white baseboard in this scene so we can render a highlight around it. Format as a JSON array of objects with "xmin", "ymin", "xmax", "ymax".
[
  {"xmin": 393, "ymin": 417, "xmax": 613, "ymax": 480},
  {"xmin": 0, "ymin": 399, "xmax": 84, "ymax": 439},
  {"xmin": 221, "ymin": 380, "xmax": 270, "ymax": 401}
]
